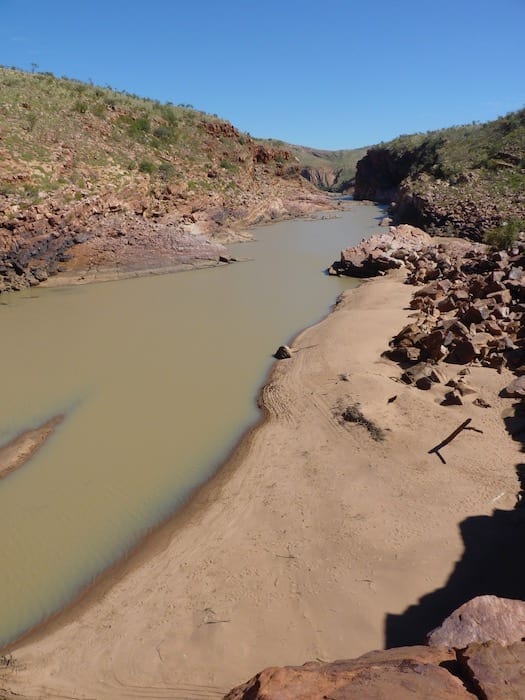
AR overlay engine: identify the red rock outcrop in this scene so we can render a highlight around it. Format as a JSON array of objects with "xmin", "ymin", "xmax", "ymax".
[{"xmin": 225, "ymin": 646, "xmax": 475, "ymax": 699}]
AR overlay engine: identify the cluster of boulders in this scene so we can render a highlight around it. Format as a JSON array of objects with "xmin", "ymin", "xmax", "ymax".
[
  {"xmin": 226, "ymin": 595, "xmax": 525, "ymax": 699},
  {"xmin": 328, "ymin": 224, "xmax": 432, "ymax": 277},
  {"xmin": 332, "ymin": 225, "xmax": 525, "ymax": 403}
]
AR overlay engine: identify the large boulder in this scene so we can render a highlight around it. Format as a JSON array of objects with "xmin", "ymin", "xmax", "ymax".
[
  {"xmin": 225, "ymin": 646, "xmax": 476, "ymax": 699},
  {"xmin": 427, "ymin": 595, "xmax": 525, "ymax": 648}
]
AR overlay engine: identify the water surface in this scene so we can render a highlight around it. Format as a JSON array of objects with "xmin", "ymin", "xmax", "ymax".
[{"xmin": 0, "ymin": 204, "xmax": 383, "ymax": 647}]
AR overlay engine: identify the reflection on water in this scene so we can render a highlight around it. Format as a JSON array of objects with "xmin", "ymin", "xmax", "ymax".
[{"xmin": 0, "ymin": 204, "xmax": 383, "ymax": 647}]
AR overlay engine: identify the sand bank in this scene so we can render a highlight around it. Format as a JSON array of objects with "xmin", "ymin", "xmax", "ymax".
[
  {"xmin": 0, "ymin": 416, "xmax": 63, "ymax": 481},
  {"xmin": 1, "ymin": 270, "xmax": 521, "ymax": 699}
]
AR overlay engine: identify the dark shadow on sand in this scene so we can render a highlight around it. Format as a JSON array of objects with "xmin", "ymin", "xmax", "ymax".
[{"xmin": 385, "ymin": 402, "xmax": 525, "ymax": 648}]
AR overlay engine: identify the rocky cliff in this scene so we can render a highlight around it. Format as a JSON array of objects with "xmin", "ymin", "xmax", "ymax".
[{"xmin": 354, "ymin": 110, "xmax": 525, "ymax": 241}]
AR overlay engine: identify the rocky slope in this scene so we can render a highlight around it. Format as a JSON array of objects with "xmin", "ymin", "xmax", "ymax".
[
  {"xmin": 0, "ymin": 67, "xmax": 332, "ymax": 292},
  {"xmin": 353, "ymin": 110, "xmax": 525, "ymax": 241}
]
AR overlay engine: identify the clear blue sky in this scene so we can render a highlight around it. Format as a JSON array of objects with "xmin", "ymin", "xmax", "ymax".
[{"xmin": 0, "ymin": 0, "xmax": 523, "ymax": 149}]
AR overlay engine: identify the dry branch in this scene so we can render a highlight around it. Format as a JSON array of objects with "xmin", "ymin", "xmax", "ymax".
[{"xmin": 428, "ymin": 418, "xmax": 483, "ymax": 464}]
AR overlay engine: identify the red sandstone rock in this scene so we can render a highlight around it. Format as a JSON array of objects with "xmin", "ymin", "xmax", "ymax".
[{"xmin": 225, "ymin": 646, "xmax": 475, "ymax": 699}]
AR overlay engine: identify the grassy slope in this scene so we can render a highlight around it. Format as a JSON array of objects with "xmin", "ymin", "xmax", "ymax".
[{"xmin": 0, "ymin": 67, "xmax": 298, "ymax": 217}]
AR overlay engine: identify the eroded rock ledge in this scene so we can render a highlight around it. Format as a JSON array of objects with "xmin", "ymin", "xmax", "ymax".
[{"xmin": 0, "ymin": 182, "xmax": 332, "ymax": 293}]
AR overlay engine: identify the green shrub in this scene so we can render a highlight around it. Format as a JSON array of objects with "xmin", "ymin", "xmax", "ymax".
[
  {"xmin": 73, "ymin": 100, "xmax": 88, "ymax": 114},
  {"xmin": 220, "ymin": 159, "xmax": 237, "ymax": 172},
  {"xmin": 153, "ymin": 125, "xmax": 176, "ymax": 141},
  {"xmin": 138, "ymin": 159, "xmax": 156, "ymax": 174},
  {"xmin": 484, "ymin": 217, "xmax": 524, "ymax": 249},
  {"xmin": 158, "ymin": 162, "xmax": 175, "ymax": 180},
  {"xmin": 91, "ymin": 102, "xmax": 106, "ymax": 118},
  {"xmin": 128, "ymin": 116, "xmax": 150, "ymax": 137}
]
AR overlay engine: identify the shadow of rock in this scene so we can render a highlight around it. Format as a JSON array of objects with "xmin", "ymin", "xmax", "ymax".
[
  {"xmin": 385, "ymin": 503, "xmax": 525, "ymax": 648},
  {"xmin": 386, "ymin": 396, "xmax": 525, "ymax": 648}
]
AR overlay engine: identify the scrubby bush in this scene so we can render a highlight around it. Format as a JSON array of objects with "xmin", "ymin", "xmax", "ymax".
[
  {"xmin": 158, "ymin": 162, "xmax": 175, "ymax": 180},
  {"xmin": 484, "ymin": 217, "xmax": 524, "ymax": 249},
  {"xmin": 138, "ymin": 159, "xmax": 155, "ymax": 174},
  {"xmin": 73, "ymin": 100, "xmax": 88, "ymax": 114}
]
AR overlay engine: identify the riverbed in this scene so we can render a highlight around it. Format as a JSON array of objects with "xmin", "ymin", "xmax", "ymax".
[{"xmin": 0, "ymin": 203, "xmax": 383, "ymax": 648}]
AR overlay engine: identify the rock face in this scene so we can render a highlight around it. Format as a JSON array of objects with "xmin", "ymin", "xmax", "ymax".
[
  {"xmin": 225, "ymin": 646, "xmax": 475, "ymax": 700},
  {"xmin": 353, "ymin": 110, "xmax": 525, "ymax": 241},
  {"xmin": 353, "ymin": 147, "xmax": 415, "ymax": 203},
  {"xmin": 300, "ymin": 166, "xmax": 339, "ymax": 190},
  {"xmin": 427, "ymin": 596, "xmax": 525, "ymax": 648}
]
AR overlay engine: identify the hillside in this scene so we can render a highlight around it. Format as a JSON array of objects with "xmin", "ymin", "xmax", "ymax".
[
  {"xmin": 353, "ymin": 110, "xmax": 525, "ymax": 240},
  {"xmin": 265, "ymin": 139, "xmax": 368, "ymax": 192},
  {"xmin": 0, "ymin": 67, "xmax": 331, "ymax": 292}
]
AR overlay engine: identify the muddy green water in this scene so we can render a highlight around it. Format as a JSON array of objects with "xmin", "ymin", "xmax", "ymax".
[{"xmin": 0, "ymin": 204, "xmax": 383, "ymax": 648}]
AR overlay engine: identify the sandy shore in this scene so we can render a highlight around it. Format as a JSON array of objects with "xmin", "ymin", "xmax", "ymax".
[{"xmin": 1, "ymin": 270, "xmax": 521, "ymax": 699}]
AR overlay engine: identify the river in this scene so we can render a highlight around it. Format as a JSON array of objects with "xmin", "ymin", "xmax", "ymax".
[{"xmin": 0, "ymin": 202, "xmax": 383, "ymax": 648}]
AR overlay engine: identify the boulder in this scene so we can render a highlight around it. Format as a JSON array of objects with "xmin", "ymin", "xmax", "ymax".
[
  {"xmin": 441, "ymin": 389, "xmax": 463, "ymax": 405},
  {"xmin": 427, "ymin": 595, "xmax": 525, "ymax": 648},
  {"xmin": 446, "ymin": 339, "xmax": 477, "ymax": 365},
  {"xmin": 274, "ymin": 345, "xmax": 292, "ymax": 360},
  {"xmin": 225, "ymin": 646, "xmax": 475, "ymax": 700},
  {"xmin": 503, "ymin": 375, "xmax": 525, "ymax": 398},
  {"xmin": 459, "ymin": 640, "xmax": 525, "ymax": 700},
  {"xmin": 401, "ymin": 362, "xmax": 434, "ymax": 389}
]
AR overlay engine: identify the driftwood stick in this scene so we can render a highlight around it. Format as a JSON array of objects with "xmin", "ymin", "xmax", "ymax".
[{"xmin": 428, "ymin": 418, "xmax": 483, "ymax": 464}]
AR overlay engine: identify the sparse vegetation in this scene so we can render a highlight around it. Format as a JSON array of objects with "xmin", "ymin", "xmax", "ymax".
[
  {"xmin": 138, "ymin": 159, "xmax": 156, "ymax": 174},
  {"xmin": 484, "ymin": 217, "xmax": 525, "ymax": 250},
  {"xmin": 338, "ymin": 400, "xmax": 385, "ymax": 441},
  {"xmin": 0, "ymin": 64, "xmax": 300, "ymax": 214}
]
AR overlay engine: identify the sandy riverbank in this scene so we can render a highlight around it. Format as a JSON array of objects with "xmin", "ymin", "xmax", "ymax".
[{"xmin": 1, "ymin": 269, "xmax": 522, "ymax": 699}]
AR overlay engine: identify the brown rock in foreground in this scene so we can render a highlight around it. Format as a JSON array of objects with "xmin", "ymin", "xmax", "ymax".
[
  {"xmin": 427, "ymin": 595, "xmax": 525, "ymax": 649},
  {"xmin": 459, "ymin": 641, "xmax": 525, "ymax": 700},
  {"xmin": 225, "ymin": 646, "xmax": 475, "ymax": 699}
]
